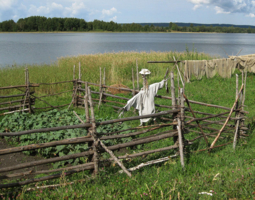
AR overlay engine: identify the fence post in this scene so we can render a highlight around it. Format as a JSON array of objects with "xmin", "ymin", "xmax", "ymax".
[
  {"xmin": 178, "ymin": 88, "xmax": 185, "ymax": 168},
  {"xmin": 136, "ymin": 59, "xmax": 139, "ymax": 90},
  {"xmin": 241, "ymin": 71, "xmax": 247, "ymax": 131},
  {"xmin": 132, "ymin": 68, "xmax": 135, "ymax": 96},
  {"xmin": 26, "ymin": 68, "xmax": 32, "ymax": 114},
  {"xmin": 233, "ymin": 74, "xmax": 239, "ymax": 149},
  {"xmin": 88, "ymin": 87, "xmax": 99, "ymax": 175},
  {"xmin": 78, "ymin": 62, "xmax": 81, "ymax": 104},
  {"xmin": 84, "ymin": 82, "xmax": 90, "ymax": 122},
  {"xmin": 72, "ymin": 65, "xmax": 77, "ymax": 108},
  {"xmin": 98, "ymin": 67, "xmax": 103, "ymax": 109},
  {"xmin": 170, "ymin": 72, "xmax": 178, "ymax": 144}
]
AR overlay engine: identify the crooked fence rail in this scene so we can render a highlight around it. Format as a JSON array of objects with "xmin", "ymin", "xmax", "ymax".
[{"xmin": 0, "ymin": 65, "xmax": 249, "ymax": 189}]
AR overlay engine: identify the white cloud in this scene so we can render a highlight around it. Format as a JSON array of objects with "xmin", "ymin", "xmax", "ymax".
[
  {"xmin": 246, "ymin": 13, "xmax": 255, "ymax": 17},
  {"xmin": 188, "ymin": 0, "xmax": 210, "ymax": 4},
  {"xmin": 0, "ymin": 0, "xmax": 17, "ymax": 10},
  {"xmin": 215, "ymin": 6, "xmax": 230, "ymax": 14},
  {"xmin": 110, "ymin": 16, "xmax": 117, "ymax": 21},
  {"xmin": 102, "ymin": 7, "xmax": 117, "ymax": 16},
  {"xmin": 188, "ymin": 0, "xmax": 255, "ymax": 17},
  {"xmin": 193, "ymin": 4, "xmax": 202, "ymax": 10},
  {"xmin": 51, "ymin": 2, "xmax": 63, "ymax": 10}
]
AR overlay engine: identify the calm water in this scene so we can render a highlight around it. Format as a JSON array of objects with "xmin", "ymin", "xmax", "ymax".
[{"xmin": 0, "ymin": 32, "xmax": 255, "ymax": 67}]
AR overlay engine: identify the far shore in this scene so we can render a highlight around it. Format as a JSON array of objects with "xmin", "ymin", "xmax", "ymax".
[{"xmin": 0, "ymin": 31, "xmax": 226, "ymax": 34}]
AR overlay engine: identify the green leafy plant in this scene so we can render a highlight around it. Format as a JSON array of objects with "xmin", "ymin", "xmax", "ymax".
[{"xmin": 0, "ymin": 109, "xmax": 131, "ymax": 168}]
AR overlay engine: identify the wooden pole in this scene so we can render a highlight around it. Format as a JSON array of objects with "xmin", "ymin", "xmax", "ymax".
[
  {"xmin": 132, "ymin": 68, "xmax": 135, "ymax": 96},
  {"xmin": 177, "ymin": 72, "xmax": 180, "ymax": 105},
  {"xmin": 173, "ymin": 56, "xmax": 184, "ymax": 87},
  {"xmin": 170, "ymin": 72, "xmax": 176, "ymax": 110},
  {"xmin": 84, "ymin": 82, "xmax": 90, "ymax": 122},
  {"xmin": 72, "ymin": 65, "xmax": 76, "ymax": 108},
  {"xmin": 240, "ymin": 71, "xmax": 247, "ymax": 135},
  {"xmin": 88, "ymin": 87, "xmax": 99, "ymax": 175},
  {"xmin": 171, "ymin": 72, "xmax": 178, "ymax": 144},
  {"xmin": 210, "ymin": 84, "xmax": 244, "ymax": 149},
  {"xmin": 180, "ymin": 88, "xmax": 185, "ymax": 127},
  {"xmin": 78, "ymin": 62, "xmax": 81, "ymax": 101},
  {"xmin": 26, "ymin": 68, "xmax": 32, "ymax": 114},
  {"xmin": 136, "ymin": 59, "xmax": 139, "ymax": 90},
  {"xmin": 73, "ymin": 65, "xmax": 75, "ymax": 80},
  {"xmin": 79, "ymin": 62, "xmax": 81, "ymax": 80},
  {"xmin": 98, "ymin": 67, "xmax": 103, "ymax": 109},
  {"xmin": 233, "ymin": 74, "xmax": 239, "ymax": 150},
  {"xmin": 177, "ymin": 118, "xmax": 184, "ymax": 168}
]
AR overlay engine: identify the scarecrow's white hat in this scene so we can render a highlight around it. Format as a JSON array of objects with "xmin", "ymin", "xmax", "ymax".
[{"xmin": 139, "ymin": 69, "xmax": 151, "ymax": 75}]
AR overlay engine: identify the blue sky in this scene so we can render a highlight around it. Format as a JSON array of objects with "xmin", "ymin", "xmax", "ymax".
[{"xmin": 1, "ymin": 0, "xmax": 255, "ymax": 25}]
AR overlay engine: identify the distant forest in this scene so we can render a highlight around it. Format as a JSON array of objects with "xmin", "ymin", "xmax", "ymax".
[{"xmin": 1, "ymin": 16, "xmax": 255, "ymax": 33}]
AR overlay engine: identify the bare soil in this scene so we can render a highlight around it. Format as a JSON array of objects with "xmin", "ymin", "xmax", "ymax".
[{"xmin": 0, "ymin": 138, "xmax": 50, "ymax": 183}]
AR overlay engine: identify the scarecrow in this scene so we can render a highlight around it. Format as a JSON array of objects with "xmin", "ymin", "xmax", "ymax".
[{"xmin": 119, "ymin": 69, "xmax": 168, "ymax": 125}]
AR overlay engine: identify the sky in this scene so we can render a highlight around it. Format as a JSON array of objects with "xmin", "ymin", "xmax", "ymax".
[{"xmin": 1, "ymin": 0, "xmax": 255, "ymax": 26}]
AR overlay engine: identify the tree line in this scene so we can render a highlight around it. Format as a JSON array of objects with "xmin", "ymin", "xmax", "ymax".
[{"xmin": 0, "ymin": 16, "xmax": 255, "ymax": 33}]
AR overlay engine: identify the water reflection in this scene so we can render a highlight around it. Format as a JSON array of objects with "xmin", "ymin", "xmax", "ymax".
[{"xmin": 0, "ymin": 33, "xmax": 254, "ymax": 67}]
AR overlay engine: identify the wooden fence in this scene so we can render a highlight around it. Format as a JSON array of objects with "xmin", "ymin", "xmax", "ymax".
[{"xmin": 0, "ymin": 65, "xmax": 249, "ymax": 189}]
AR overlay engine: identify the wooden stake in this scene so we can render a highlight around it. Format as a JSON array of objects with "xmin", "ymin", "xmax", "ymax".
[
  {"xmin": 233, "ymin": 74, "xmax": 239, "ymax": 150},
  {"xmin": 210, "ymin": 84, "xmax": 244, "ymax": 149},
  {"xmin": 78, "ymin": 62, "xmax": 81, "ymax": 99},
  {"xmin": 132, "ymin": 68, "xmax": 135, "ymax": 96},
  {"xmin": 170, "ymin": 72, "xmax": 176, "ymax": 110},
  {"xmin": 26, "ymin": 69, "xmax": 32, "ymax": 114},
  {"xmin": 177, "ymin": 72, "xmax": 180, "ymax": 105},
  {"xmin": 177, "ymin": 118, "xmax": 184, "ymax": 168},
  {"xmin": 136, "ymin": 59, "xmax": 139, "ymax": 90},
  {"xmin": 73, "ymin": 65, "xmax": 75, "ymax": 80},
  {"xmin": 171, "ymin": 72, "xmax": 178, "ymax": 144},
  {"xmin": 84, "ymin": 82, "xmax": 90, "ymax": 122},
  {"xmin": 240, "ymin": 71, "xmax": 247, "ymax": 135},
  {"xmin": 233, "ymin": 120, "xmax": 240, "ymax": 150},
  {"xmin": 103, "ymin": 67, "xmax": 106, "ymax": 94},
  {"xmin": 98, "ymin": 68, "xmax": 103, "ymax": 109},
  {"xmin": 79, "ymin": 62, "xmax": 81, "ymax": 80},
  {"xmin": 88, "ymin": 87, "xmax": 99, "ymax": 175},
  {"xmin": 180, "ymin": 88, "xmax": 185, "ymax": 127},
  {"xmin": 173, "ymin": 56, "xmax": 184, "ymax": 87}
]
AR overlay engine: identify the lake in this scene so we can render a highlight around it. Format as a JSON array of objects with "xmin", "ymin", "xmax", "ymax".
[{"xmin": 0, "ymin": 32, "xmax": 255, "ymax": 67}]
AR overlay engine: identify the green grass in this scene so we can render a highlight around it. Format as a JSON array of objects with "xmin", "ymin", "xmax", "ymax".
[
  {"xmin": 0, "ymin": 50, "xmax": 212, "ymax": 96},
  {"xmin": 0, "ymin": 52, "xmax": 255, "ymax": 199}
]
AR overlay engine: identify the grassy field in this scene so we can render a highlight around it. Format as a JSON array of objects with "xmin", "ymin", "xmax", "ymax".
[
  {"xmin": 0, "ymin": 51, "xmax": 255, "ymax": 199},
  {"xmin": 0, "ymin": 50, "xmax": 212, "ymax": 95}
]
